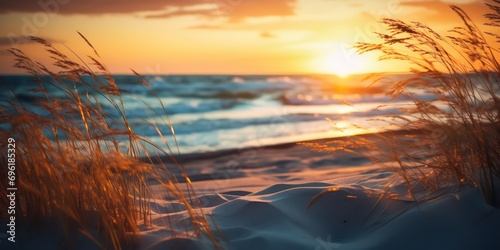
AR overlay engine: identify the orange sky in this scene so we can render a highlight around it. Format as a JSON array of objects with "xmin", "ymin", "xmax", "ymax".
[{"xmin": 0, "ymin": 0, "xmax": 494, "ymax": 75}]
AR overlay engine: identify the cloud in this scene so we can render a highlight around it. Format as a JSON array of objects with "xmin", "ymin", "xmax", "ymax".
[
  {"xmin": 187, "ymin": 24, "xmax": 223, "ymax": 29},
  {"xmin": 0, "ymin": 49, "xmax": 12, "ymax": 55},
  {"xmin": 260, "ymin": 31, "xmax": 276, "ymax": 38},
  {"xmin": 400, "ymin": 0, "xmax": 490, "ymax": 23},
  {"xmin": 223, "ymin": 0, "xmax": 295, "ymax": 21},
  {"xmin": 144, "ymin": 8, "xmax": 218, "ymax": 19},
  {"xmin": 0, "ymin": 36, "xmax": 61, "ymax": 46},
  {"xmin": 0, "ymin": 0, "xmax": 296, "ymax": 20},
  {"xmin": 0, "ymin": 0, "xmax": 202, "ymax": 14}
]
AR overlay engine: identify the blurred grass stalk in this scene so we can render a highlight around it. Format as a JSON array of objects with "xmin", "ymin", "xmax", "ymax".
[
  {"xmin": 355, "ymin": 1, "xmax": 500, "ymax": 205},
  {"xmin": 0, "ymin": 34, "xmax": 218, "ymax": 249}
]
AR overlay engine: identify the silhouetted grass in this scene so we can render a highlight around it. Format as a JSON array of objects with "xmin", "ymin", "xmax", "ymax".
[
  {"xmin": 305, "ymin": 1, "xmax": 499, "ymax": 207},
  {"xmin": 0, "ymin": 35, "xmax": 219, "ymax": 249},
  {"xmin": 353, "ymin": 1, "xmax": 500, "ymax": 205}
]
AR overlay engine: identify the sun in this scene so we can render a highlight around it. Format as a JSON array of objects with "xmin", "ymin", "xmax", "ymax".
[{"xmin": 313, "ymin": 47, "xmax": 367, "ymax": 77}]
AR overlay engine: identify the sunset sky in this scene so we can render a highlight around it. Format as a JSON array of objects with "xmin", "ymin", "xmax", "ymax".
[{"xmin": 0, "ymin": 0, "xmax": 492, "ymax": 75}]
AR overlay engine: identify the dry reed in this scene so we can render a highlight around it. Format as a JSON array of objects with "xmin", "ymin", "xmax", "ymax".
[
  {"xmin": 0, "ymin": 34, "xmax": 219, "ymax": 249},
  {"xmin": 306, "ymin": 1, "xmax": 499, "ymax": 207},
  {"xmin": 352, "ymin": 1, "xmax": 500, "ymax": 205}
]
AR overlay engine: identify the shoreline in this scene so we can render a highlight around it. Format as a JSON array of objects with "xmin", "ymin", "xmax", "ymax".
[
  {"xmin": 144, "ymin": 129, "xmax": 425, "ymax": 189},
  {"xmin": 145, "ymin": 128, "xmax": 423, "ymax": 165},
  {"xmin": 142, "ymin": 126, "xmax": 500, "ymax": 250}
]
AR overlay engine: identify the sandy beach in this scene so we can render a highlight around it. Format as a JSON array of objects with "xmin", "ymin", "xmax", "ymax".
[
  {"xmin": 1, "ymin": 1, "xmax": 500, "ymax": 249},
  {"xmin": 139, "ymin": 132, "xmax": 500, "ymax": 250}
]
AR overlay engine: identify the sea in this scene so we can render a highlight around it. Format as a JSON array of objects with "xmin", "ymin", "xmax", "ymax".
[{"xmin": 0, "ymin": 74, "xmax": 437, "ymax": 154}]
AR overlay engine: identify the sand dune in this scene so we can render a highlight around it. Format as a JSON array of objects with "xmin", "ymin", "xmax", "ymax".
[{"xmin": 141, "ymin": 135, "xmax": 500, "ymax": 250}]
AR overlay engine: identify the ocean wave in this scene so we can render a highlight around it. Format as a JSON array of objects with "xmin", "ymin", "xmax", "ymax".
[
  {"xmin": 163, "ymin": 91, "xmax": 261, "ymax": 100},
  {"xmin": 0, "ymin": 74, "xmax": 430, "ymax": 154},
  {"xmin": 278, "ymin": 92, "xmax": 437, "ymax": 106},
  {"xmin": 127, "ymin": 114, "xmax": 323, "ymax": 137}
]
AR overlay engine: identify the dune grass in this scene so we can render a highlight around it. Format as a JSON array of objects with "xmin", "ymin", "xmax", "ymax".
[
  {"xmin": 351, "ymin": 1, "xmax": 500, "ymax": 205},
  {"xmin": 305, "ymin": 1, "xmax": 499, "ymax": 207},
  {"xmin": 0, "ymin": 35, "xmax": 219, "ymax": 249}
]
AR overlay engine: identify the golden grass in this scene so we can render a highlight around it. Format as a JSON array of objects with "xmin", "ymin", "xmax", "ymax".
[
  {"xmin": 0, "ymin": 35, "xmax": 219, "ymax": 249},
  {"xmin": 353, "ymin": 1, "xmax": 500, "ymax": 205},
  {"xmin": 306, "ymin": 1, "xmax": 499, "ymax": 207}
]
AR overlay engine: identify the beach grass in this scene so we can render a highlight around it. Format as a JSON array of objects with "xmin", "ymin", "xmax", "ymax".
[
  {"xmin": 305, "ymin": 1, "xmax": 499, "ymax": 207},
  {"xmin": 352, "ymin": 1, "xmax": 500, "ymax": 205},
  {"xmin": 0, "ymin": 35, "xmax": 218, "ymax": 249}
]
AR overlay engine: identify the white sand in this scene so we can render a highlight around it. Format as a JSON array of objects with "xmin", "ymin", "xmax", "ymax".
[
  {"xmin": 140, "ymin": 140, "xmax": 500, "ymax": 250},
  {"xmin": 3, "ymin": 137, "xmax": 498, "ymax": 249}
]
